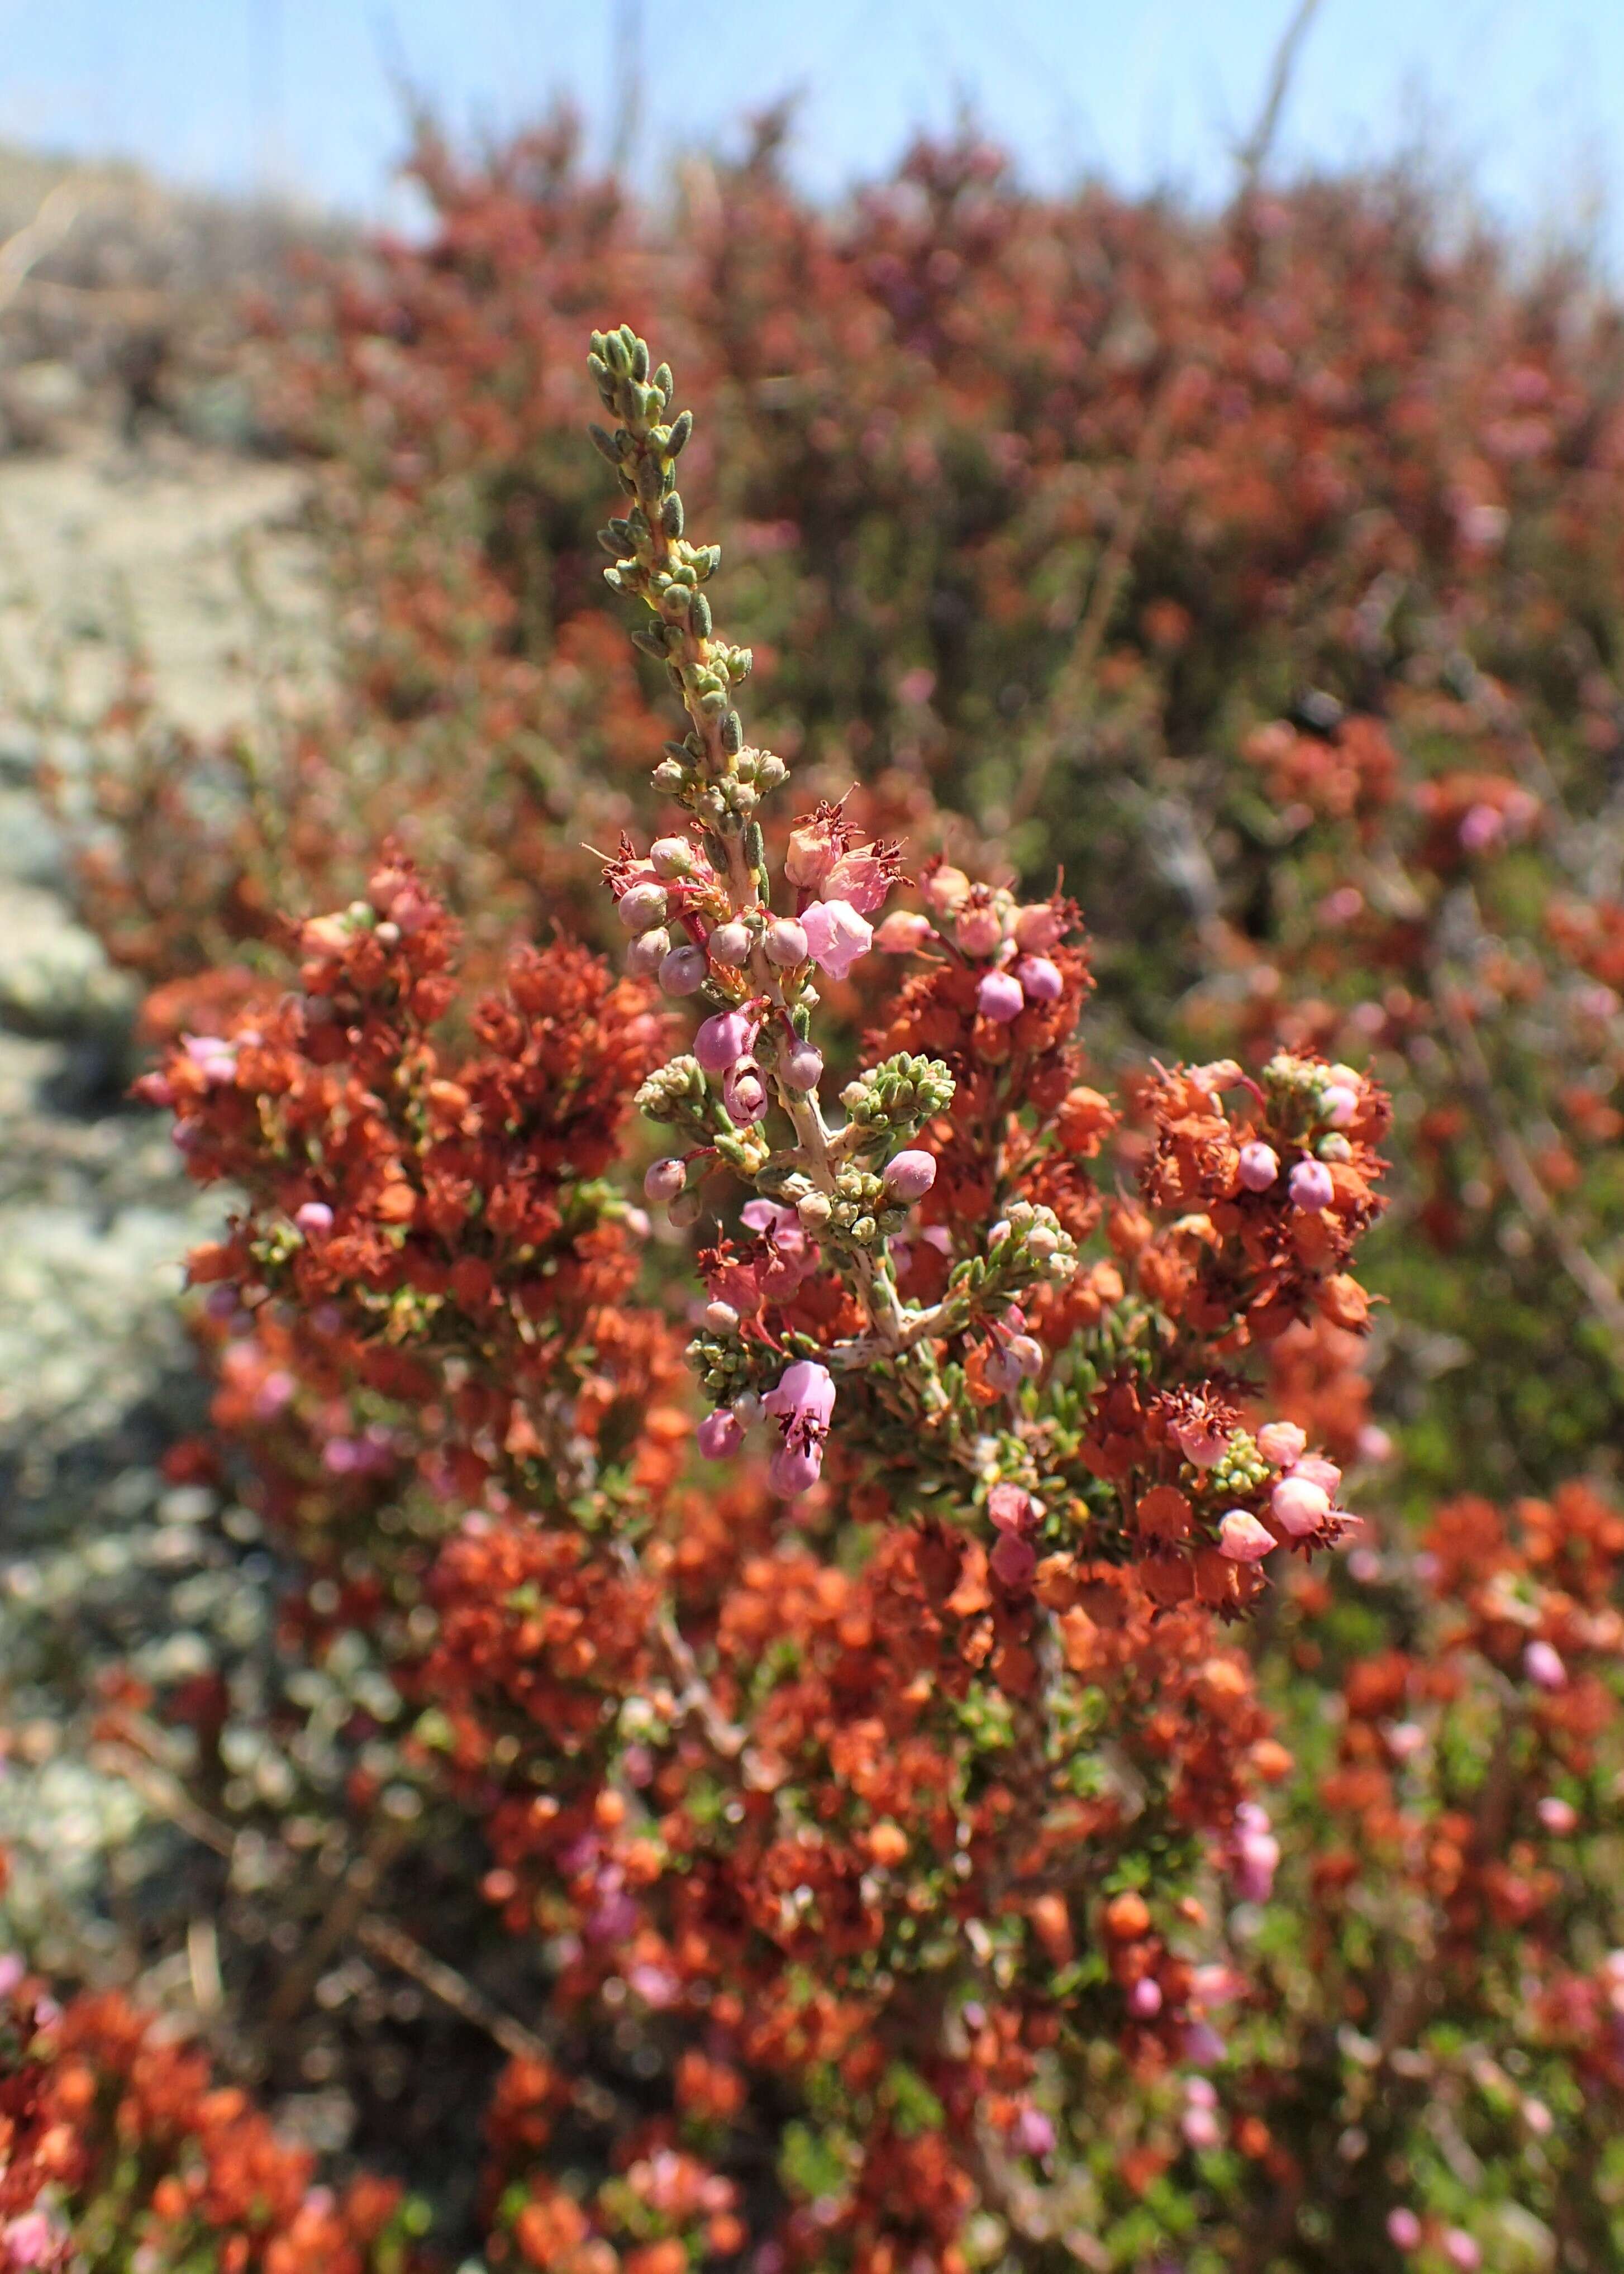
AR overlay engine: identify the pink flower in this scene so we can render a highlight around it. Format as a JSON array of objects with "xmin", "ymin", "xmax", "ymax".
[
  {"xmin": 822, "ymin": 846, "xmax": 898, "ymax": 914},
  {"xmin": 785, "ymin": 813, "xmax": 841, "ymax": 890},
  {"xmin": 697, "ymin": 1408, "xmax": 743, "ymax": 1460},
  {"xmin": 722, "ymin": 1060, "xmax": 768, "ymax": 1124},
  {"xmin": 1271, "ymin": 1475, "xmax": 1330, "ymax": 1537},
  {"xmin": 1128, "ymin": 1977, "xmax": 1163, "ymax": 2016},
  {"xmin": 1009, "ymin": 2106, "xmax": 1055, "ymax": 2157},
  {"xmin": 1386, "ymin": 2209, "xmax": 1422, "ymax": 2251},
  {"xmin": 2, "ymin": 2211, "xmax": 61, "ymax": 2267},
  {"xmin": 295, "ymin": 1200, "xmax": 334, "ymax": 1235},
  {"xmin": 1217, "ymin": 1509, "xmax": 1275, "ymax": 1563},
  {"xmin": 1524, "ymin": 1639, "xmax": 1567, "ymax": 1691},
  {"xmin": 1321, "ymin": 1083, "xmax": 1359, "ymax": 1127},
  {"xmin": 1182, "ymin": 2105, "xmax": 1222, "ymax": 2151},
  {"xmin": 883, "ymin": 1149, "xmax": 937, "ymax": 1202},
  {"xmin": 1256, "ymin": 1420, "xmax": 1306, "ymax": 1466},
  {"xmin": 1537, "ymin": 1795, "xmax": 1578, "ymax": 1836},
  {"xmin": 978, "ymin": 969, "xmax": 1025, "ymax": 1023},
  {"xmin": 1288, "ymin": 1159, "xmax": 1335, "ymax": 1210},
  {"xmin": 1290, "ymin": 1454, "xmax": 1342, "ymax": 1496},
  {"xmin": 617, "ymin": 881, "xmax": 669, "ymax": 933},
  {"xmin": 875, "ymin": 910, "xmax": 933, "ymax": 952},
  {"xmin": 694, "ymin": 1009, "xmax": 758, "ymax": 1072},
  {"xmin": 1015, "ymin": 955, "xmax": 1063, "ymax": 1003},
  {"xmin": 762, "ymin": 1360, "xmax": 837, "ymax": 1498},
  {"xmin": 800, "ymin": 897, "xmax": 873, "ymax": 981},
  {"xmin": 708, "ymin": 919, "xmax": 751, "ymax": 965},
  {"xmin": 1172, "ymin": 1418, "xmax": 1231, "ymax": 1470},
  {"xmin": 1443, "ymin": 2230, "xmax": 1481, "ymax": 2272},
  {"xmin": 1237, "ymin": 1141, "xmax": 1279, "ymax": 1192}
]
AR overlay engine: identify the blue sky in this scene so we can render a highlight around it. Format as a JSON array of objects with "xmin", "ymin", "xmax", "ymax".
[{"xmin": 1, "ymin": 1, "xmax": 1620, "ymax": 261}]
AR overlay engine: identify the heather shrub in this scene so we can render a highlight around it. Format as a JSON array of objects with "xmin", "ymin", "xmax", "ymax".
[{"xmin": 12, "ymin": 122, "xmax": 1624, "ymax": 2274}]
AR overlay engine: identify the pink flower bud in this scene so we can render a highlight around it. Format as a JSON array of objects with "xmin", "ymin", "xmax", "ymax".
[
  {"xmin": 782, "ymin": 1042, "xmax": 824, "ymax": 1091},
  {"xmin": 883, "ymin": 1149, "xmax": 937, "ymax": 1202},
  {"xmin": 644, "ymin": 1158, "xmax": 687, "ymax": 1204},
  {"xmin": 295, "ymin": 1202, "xmax": 334, "ymax": 1235},
  {"xmin": 697, "ymin": 1408, "xmax": 743, "ymax": 1460},
  {"xmin": 978, "ymin": 969, "xmax": 1025, "ymax": 1023},
  {"xmin": 1010, "ymin": 2107, "xmax": 1055, "ymax": 2156},
  {"xmin": 1537, "ymin": 1795, "xmax": 1578, "ymax": 1835},
  {"xmin": 1288, "ymin": 1159, "xmax": 1335, "ymax": 1210},
  {"xmin": 1182, "ymin": 2106, "xmax": 1222, "ymax": 2152},
  {"xmin": 1128, "ymin": 1977, "xmax": 1163, "ymax": 2017},
  {"xmin": 659, "ymin": 943, "xmax": 708, "ymax": 996},
  {"xmin": 1524, "ymin": 1639, "xmax": 1567, "ymax": 1691},
  {"xmin": 1386, "ymin": 2209, "xmax": 1422, "ymax": 2251},
  {"xmin": 1015, "ymin": 955, "xmax": 1063, "ymax": 1004},
  {"xmin": 923, "ymin": 864, "xmax": 970, "ymax": 916},
  {"xmin": 988, "ymin": 1483, "xmax": 1036, "ymax": 1534},
  {"xmin": 875, "ymin": 910, "xmax": 932, "ymax": 952},
  {"xmin": 990, "ymin": 1532, "xmax": 1037, "ymax": 1589},
  {"xmin": 1443, "ymin": 2230, "xmax": 1481, "ymax": 2272},
  {"xmin": 1217, "ymin": 1509, "xmax": 1275, "ymax": 1563},
  {"xmin": 708, "ymin": 921, "xmax": 751, "ymax": 966},
  {"xmin": 1256, "ymin": 1420, "xmax": 1306, "ymax": 1466},
  {"xmin": 1238, "ymin": 1141, "xmax": 1279, "ymax": 1192},
  {"xmin": 1386, "ymin": 1722, "xmax": 1426, "ymax": 1761},
  {"xmin": 765, "ymin": 918, "xmax": 809, "ymax": 966},
  {"xmin": 1290, "ymin": 1453, "xmax": 1342, "ymax": 1496},
  {"xmin": 650, "ymin": 836, "xmax": 694, "ymax": 878},
  {"xmin": 1321, "ymin": 1083, "xmax": 1359, "ymax": 1127},
  {"xmin": 1013, "ymin": 901, "xmax": 1065, "ymax": 952},
  {"xmin": 704, "ymin": 1300, "xmax": 740, "ymax": 1333},
  {"xmin": 955, "ymin": 903, "xmax": 1005, "ymax": 957},
  {"xmin": 695, "ymin": 1010, "xmax": 756, "ymax": 1072},
  {"xmin": 800, "ymin": 897, "xmax": 873, "ymax": 981},
  {"xmin": 617, "ymin": 881, "xmax": 669, "ymax": 933},
  {"xmin": 785, "ymin": 819, "xmax": 838, "ymax": 890},
  {"xmin": 626, "ymin": 927, "xmax": 670, "ymax": 976},
  {"xmin": 1271, "ymin": 1475, "xmax": 1330, "ymax": 1537}
]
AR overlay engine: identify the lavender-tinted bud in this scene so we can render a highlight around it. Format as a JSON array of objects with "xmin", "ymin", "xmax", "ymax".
[
  {"xmin": 1238, "ymin": 1141, "xmax": 1279, "ymax": 1191},
  {"xmin": 783, "ymin": 1042, "xmax": 824, "ymax": 1091},
  {"xmin": 697, "ymin": 1407, "xmax": 744, "ymax": 1460},
  {"xmin": 295, "ymin": 1201, "xmax": 334, "ymax": 1234},
  {"xmin": 1015, "ymin": 955, "xmax": 1063, "ymax": 1004},
  {"xmin": 765, "ymin": 917, "xmax": 809, "ymax": 967},
  {"xmin": 1013, "ymin": 901, "xmax": 1065, "ymax": 952},
  {"xmin": 644, "ymin": 1157, "xmax": 687, "ymax": 1204},
  {"xmin": 659, "ymin": 943, "xmax": 708, "ymax": 996},
  {"xmin": 1524, "ymin": 1639, "xmax": 1567, "ymax": 1691},
  {"xmin": 695, "ymin": 1010, "xmax": 756, "ymax": 1072},
  {"xmin": 1271, "ymin": 1475, "xmax": 1330, "ymax": 1537},
  {"xmin": 708, "ymin": 920, "xmax": 751, "ymax": 966},
  {"xmin": 618, "ymin": 881, "xmax": 669, "ymax": 933},
  {"xmin": 668, "ymin": 1190, "xmax": 703, "ymax": 1229},
  {"xmin": 978, "ymin": 969, "xmax": 1025, "ymax": 1023},
  {"xmin": 1321, "ymin": 1082, "xmax": 1359, "ymax": 1128},
  {"xmin": 1288, "ymin": 1159, "xmax": 1335, "ymax": 1210},
  {"xmin": 626, "ymin": 927, "xmax": 670, "ymax": 976},
  {"xmin": 650, "ymin": 836, "xmax": 695, "ymax": 879},
  {"xmin": 882, "ymin": 1148, "xmax": 937, "ymax": 1202},
  {"xmin": 1217, "ymin": 1509, "xmax": 1275, "ymax": 1563}
]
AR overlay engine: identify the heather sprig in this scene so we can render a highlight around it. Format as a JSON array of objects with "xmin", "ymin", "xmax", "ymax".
[{"xmin": 592, "ymin": 323, "xmax": 1078, "ymax": 1493}]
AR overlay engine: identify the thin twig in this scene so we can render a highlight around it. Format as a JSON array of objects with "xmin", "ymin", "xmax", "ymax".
[
  {"xmin": 92, "ymin": 1739, "xmax": 551, "ymax": 2065},
  {"xmin": 1236, "ymin": 0, "xmax": 1325, "ymax": 189},
  {"xmin": 1010, "ymin": 369, "xmax": 1181, "ymax": 827},
  {"xmin": 1428, "ymin": 961, "xmax": 1624, "ymax": 1358}
]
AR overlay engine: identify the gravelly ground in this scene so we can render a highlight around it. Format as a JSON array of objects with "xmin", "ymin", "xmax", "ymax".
[{"xmin": 0, "ymin": 419, "xmax": 324, "ymax": 1984}]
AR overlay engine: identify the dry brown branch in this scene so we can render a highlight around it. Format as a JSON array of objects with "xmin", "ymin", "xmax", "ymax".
[{"xmin": 0, "ymin": 179, "xmax": 86, "ymax": 317}]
